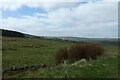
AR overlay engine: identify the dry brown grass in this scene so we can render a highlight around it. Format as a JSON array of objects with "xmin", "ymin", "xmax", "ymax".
[
  {"xmin": 68, "ymin": 44, "xmax": 84, "ymax": 60},
  {"xmin": 55, "ymin": 48, "xmax": 68, "ymax": 64},
  {"xmin": 68, "ymin": 44, "xmax": 104, "ymax": 60},
  {"xmin": 55, "ymin": 43, "xmax": 104, "ymax": 64}
]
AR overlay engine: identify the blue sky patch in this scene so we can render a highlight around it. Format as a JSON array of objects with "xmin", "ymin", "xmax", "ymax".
[{"xmin": 2, "ymin": 5, "xmax": 47, "ymax": 19}]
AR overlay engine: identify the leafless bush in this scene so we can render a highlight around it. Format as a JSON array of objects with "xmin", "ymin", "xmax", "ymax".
[
  {"xmin": 55, "ymin": 44, "xmax": 104, "ymax": 64},
  {"xmin": 55, "ymin": 48, "xmax": 68, "ymax": 64}
]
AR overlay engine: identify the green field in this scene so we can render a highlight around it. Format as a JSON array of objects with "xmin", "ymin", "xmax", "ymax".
[{"xmin": 2, "ymin": 37, "xmax": 119, "ymax": 78}]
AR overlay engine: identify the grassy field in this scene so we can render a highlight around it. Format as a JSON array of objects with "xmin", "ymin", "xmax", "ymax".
[{"xmin": 2, "ymin": 37, "xmax": 119, "ymax": 78}]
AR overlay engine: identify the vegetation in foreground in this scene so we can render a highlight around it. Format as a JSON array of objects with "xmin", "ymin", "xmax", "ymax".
[
  {"xmin": 55, "ymin": 44, "xmax": 104, "ymax": 64},
  {"xmin": 2, "ymin": 37, "xmax": 119, "ymax": 78}
]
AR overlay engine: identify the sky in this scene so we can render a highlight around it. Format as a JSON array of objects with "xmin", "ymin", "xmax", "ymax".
[{"xmin": 0, "ymin": 0, "xmax": 119, "ymax": 38}]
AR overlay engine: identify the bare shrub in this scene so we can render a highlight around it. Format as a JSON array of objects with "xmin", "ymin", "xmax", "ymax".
[
  {"xmin": 55, "ymin": 43, "xmax": 104, "ymax": 64},
  {"xmin": 83, "ymin": 44, "xmax": 104, "ymax": 59},
  {"xmin": 55, "ymin": 48, "xmax": 68, "ymax": 64},
  {"xmin": 68, "ymin": 44, "xmax": 84, "ymax": 61}
]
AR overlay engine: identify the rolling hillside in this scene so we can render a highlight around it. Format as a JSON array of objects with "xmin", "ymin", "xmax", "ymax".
[
  {"xmin": 1, "ymin": 29, "xmax": 119, "ymax": 46},
  {"xmin": 59, "ymin": 37, "xmax": 119, "ymax": 46}
]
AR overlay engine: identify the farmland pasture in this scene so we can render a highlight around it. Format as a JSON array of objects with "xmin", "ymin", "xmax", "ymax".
[{"xmin": 2, "ymin": 37, "xmax": 119, "ymax": 78}]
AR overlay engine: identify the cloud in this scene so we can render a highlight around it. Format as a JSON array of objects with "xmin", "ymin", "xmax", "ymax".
[
  {"xmin": 0, "ymin": 0, "xmax": 119, "ymax": 11},
  {"xmin": 1, "ymin": 1, "xmax": 118, "ymax": 38},
  {"xmin": 0, "ymin": 0, "xmax": 80, "ymax": 11},
  {"xmin": 35, "ymin": 13, "xmax": 47, "ymax": 17}
]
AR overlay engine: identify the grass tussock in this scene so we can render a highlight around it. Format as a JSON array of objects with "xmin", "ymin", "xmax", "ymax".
[{"xmin": 55, "ymin": 44, "xmax": 104, "ymax": 64}]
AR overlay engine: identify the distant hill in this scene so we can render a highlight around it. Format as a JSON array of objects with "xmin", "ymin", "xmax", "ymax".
[
  {"xmin": 59, "ymin": 37, "xmax": 119, "ymax": 46},
  {"xmin": 1, "ymin": 29, "xmax": 119, "ymax": 46},
  {"xmin": 1, "ymin": 29, "xmax": 25, "ymax": 37},
  {"xmin": 1, "ymin": 29, "xmax": 44, "ymax": 39}
]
